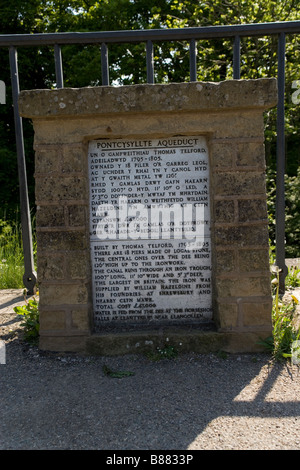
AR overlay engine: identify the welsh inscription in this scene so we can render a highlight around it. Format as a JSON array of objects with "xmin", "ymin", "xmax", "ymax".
[{"xmin": 88, "ymin": 136, "xmax": 212, "ymax": 327}]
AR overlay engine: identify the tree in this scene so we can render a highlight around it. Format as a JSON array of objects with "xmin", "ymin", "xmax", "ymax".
[{"xmin": 0, "ymin": 0, "xmax": 299, "ymax": 253}]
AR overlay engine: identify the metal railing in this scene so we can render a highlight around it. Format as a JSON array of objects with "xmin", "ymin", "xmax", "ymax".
[{"xmin": 1, "ymin": 20, "xmax": 300, "ymax": 294}]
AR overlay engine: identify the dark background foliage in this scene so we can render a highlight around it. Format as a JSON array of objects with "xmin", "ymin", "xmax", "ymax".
[{"xmin": 0, "ymin": 0, "xmax": 299, "ymax": 255}]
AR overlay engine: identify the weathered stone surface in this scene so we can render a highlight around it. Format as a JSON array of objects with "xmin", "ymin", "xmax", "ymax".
[
  {"xmin": 213, "ymin": 172, "xmax": 267, "ymax": 196},
  {"xmin": 39, "ymin": 284, "xmax": 89, "ymax": 307},
  {"xmin": 62, "ymin": 145, "xmax": 85, "ymax": 173},
  {"xmin": 216, "ymin": 276, "xmax": 271, "ymax": 298},
  {"xmin": 216, "ymin": 303, "xmax": 239, "ymax": 329},
  {"xmin": 236, "ymin": 141, "xmax": 266, "ymax": 168},
  {"xmin": 242, "ymin": 300, "xmax": 273, "ymax": 326},
  {"xmin": 34, "ymin": 145, "xmax": 63, "ymax": 173},
  {"xmin": 39, "ymin": 335, "xmax": 87, "ymax": 353},
  {"xmin": 238, "ymin": 199, "xmax": 268, "ymax": 223},
  {"xmin": 67, "ymin": 205, "xmax": 87, "ymax": 227},
  {"xmin": 215, "ymin": 225, "xmax": 269, "ymax": 246},
  {"xmin": 238, "ymin": 248, "xmax": 270, "ymax": 272},
  {"xmin": 215, "ymin": 249, "xmax": 236, "ymax": 273},
  {"xmin": 210, "ymin": 142, "xmax": 235, "ymax": 169},
  {"xmin": 37, "ymin": 231, "xmax": 88, "ymax": 251},
  {"xmin": 214, "ymin": 200, "xmax": 235, "ymax": 223},
  {"xmin": 39, "ymin": 310, "xmax": 66, "ymax": 330},
  {"xmin": 36, "ymin": 205, "xmax": 65, "ymax": 227},
  {"xmin": 71, "ymin": 308, "xmax": 91, "ymax": 330},
  {"xmin": 19, "ymin": 79, "xmax": 277, "ymax": 118},
  {"xmin": 67, "ymin": 253, "xmax": 89, "ymax": 280},
  {"xmin": 35, "ymin": 176, "xmax": 87, "ymax": 202},
  {"xmin": 38, "ymin": 253, "xmax": 65, "ymax": 281},
  {"xmin": 85, "ymin": 330, "xmax": 227, "ymax": 356}
]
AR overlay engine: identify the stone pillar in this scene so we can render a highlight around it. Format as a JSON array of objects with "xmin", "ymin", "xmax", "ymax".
[
  {"xmin": 19, "ymin": 79, "xmax": 277, "ymax": 354},
  {"xmin": 31, "ymin": 141, "xmax": 91, "ymax": 352}
]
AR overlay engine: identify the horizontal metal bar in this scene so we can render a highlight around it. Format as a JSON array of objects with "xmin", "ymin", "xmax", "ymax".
[{"xmin": 0, "ymin": 21, "xmax": 300, "ymax": 47}]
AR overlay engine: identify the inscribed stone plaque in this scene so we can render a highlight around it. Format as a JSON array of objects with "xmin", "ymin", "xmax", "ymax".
[{"xmin": 88, "ymin": 136, "xmax": 212, "ymax": 328}]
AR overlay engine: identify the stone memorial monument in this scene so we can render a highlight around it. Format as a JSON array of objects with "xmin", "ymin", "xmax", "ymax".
[{"xmin": 19, "ymin": 79, "xmax": 277, "ymax": 354}]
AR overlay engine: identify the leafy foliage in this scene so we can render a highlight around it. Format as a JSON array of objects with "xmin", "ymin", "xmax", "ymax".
[
  {"xmin": 145, "ymin": 344, "xmax": 179, "ymax": 361},
  {"xmin": 259, "ymin": 263, "xmax": 300, "ymax": 361},
  {"xmin": 14, "ymin": 295, "xmax": 39, "ymax": 345},
  {"xmin": 102, "ymin": 364, "xmax": 135, "ymax": 378},
  {"xmin": 258, "ymin": 243, "xmax": 300, "ymax": 360},
  {"xmin": 267, "ymin": 168, "xmax": 300, "ymax": 257},
  {"xmin": 0, "ymin": 0, "xmax": 299, "ymax": 256}
]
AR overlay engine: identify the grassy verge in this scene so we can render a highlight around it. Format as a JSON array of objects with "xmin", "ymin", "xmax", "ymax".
[
  {"xmin": 0, "ymin": 218, "xmax": 25, "ymax": 289},
  {"xmin": 0, "ymin": 216, "xmax": 36, "ymax": 289},
  {"xmin": 259, "ymin": 259, "xmax": 300, "ymax": 361}
]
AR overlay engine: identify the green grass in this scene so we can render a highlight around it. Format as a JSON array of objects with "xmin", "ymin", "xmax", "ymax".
[
  {"xmin": 259, "ymin": 263, "xmax": 300, "ymax": 361},
  {"xmin": 286, "ymin": 265, "xmax": 300, "ymax": 288},
  {"xmin": 0, "ymin": 215, "xmax": 37, "ymax": 290},
  {"xmin": 145, "ymin": 344, "xmax": 179, "ymax": 361},
  {"xmin": 0, "ymin": 218, "xmax": 25, "ymax": 289}
]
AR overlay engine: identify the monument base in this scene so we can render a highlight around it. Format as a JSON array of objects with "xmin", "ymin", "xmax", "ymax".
[
  {"xmin": 19, "ymin": 80, "xmax": 277, "ymax": 355},
  {"xmin": 39, "ymin": 326, "xmax": 271, "ymax": 355}
]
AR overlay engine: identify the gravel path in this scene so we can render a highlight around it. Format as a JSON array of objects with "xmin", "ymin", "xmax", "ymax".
[{"xmin": 1, "ymin": 289, "xmax": 300, "ymax": 450}]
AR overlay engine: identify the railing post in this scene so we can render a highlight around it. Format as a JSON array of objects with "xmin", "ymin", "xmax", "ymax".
[
  {"xmin": 54, "ymin": 44, "xmax": 64, "ymax": 88},
  {"xmin": 146, "ymin": 40, "xmax": 154, "ymax": 84},
  {"xmin": 101, "ymin": 43, "xmax": 109, "ymax": 86},
  {"xmin": 276, "ymin": 32, "xmax": 288, "ymax": 294},
  {"xmin": 189, "ymin": 39, "xmax": 197, "ymax": 82},
  {"xmin": 9, "ymin": 46, "xmax": 37, "ymax": 295},
  {"xmin": 233, "ymin": 35, "xmax": 241, "ymax": 79}
]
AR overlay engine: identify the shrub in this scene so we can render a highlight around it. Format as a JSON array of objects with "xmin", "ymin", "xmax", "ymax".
[
  {"xmin": 259, "ymin": 264, "xmax": 300, "ymax": 361},
  {"xmin": 14, "ymin": 295, "xmax": 39, "ymax": 345}
]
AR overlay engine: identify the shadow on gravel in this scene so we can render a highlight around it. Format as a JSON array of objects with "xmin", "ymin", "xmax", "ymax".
[
  {"xmin": 0, "ymin": 338, "xmax": 299, "ymax": 450},
  {"xmin": 0, "ymin": 294, "xmax": 26, "ymax": 311}
]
